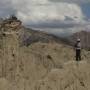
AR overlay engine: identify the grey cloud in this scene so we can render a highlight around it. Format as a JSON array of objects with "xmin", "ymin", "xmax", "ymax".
[
  {"xmin": 0, "ymin": 0, "xmax": 15, "ymax": 17},
  {"xmin": 29, "ymin": 20, "xmax": 84, "ymax": 29},
  {"xmin": 49, "ymin": 0, "xmax": 90, "ymax": 4}
]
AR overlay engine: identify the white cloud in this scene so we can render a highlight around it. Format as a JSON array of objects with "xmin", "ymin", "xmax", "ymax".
[
  {"xmin": 49, "ymin": 0, "xmax": 90, "ymax": 4},
  {"xmin": 1, "ymin": 0, "xmax": 89, "ymax": 36},
  {"xmin": 11, "ymin": 0, "xmax": 85, "ymax": 24}
]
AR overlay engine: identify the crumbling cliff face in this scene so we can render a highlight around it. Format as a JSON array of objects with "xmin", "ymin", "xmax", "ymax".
[
  {"xmin": 0, "ymin": 17, "xmax": 22, "ymax": 81},
  {"xmin": 0, "ymin": 17, "xmax": 90, "ymax": 90}
]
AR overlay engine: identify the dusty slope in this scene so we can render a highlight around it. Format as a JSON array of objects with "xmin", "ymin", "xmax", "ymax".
[
  {"xmin": 34, "ymin": 61, "xmax": 90, "ymax": 90},
  {"xmin": 0, "ymin": 42, "xmax": 90, "ymax": 90}
]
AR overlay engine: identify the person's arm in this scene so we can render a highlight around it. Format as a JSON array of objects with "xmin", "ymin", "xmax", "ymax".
[{"xmin": 75, "ymin": 43, "xmax": 77, "ymax": 48}]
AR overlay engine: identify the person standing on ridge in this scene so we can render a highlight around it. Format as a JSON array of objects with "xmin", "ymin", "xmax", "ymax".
[{"xmin": 74, "ymin": 39, "xmax": 81, "ymax": 61}]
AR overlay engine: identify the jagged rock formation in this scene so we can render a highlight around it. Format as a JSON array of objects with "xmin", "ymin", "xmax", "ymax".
[
  {"xmin": 0, "ymin": 17, "xmax": 90, "ymax": 90},
  {"xmin": 1, "ymin": 17, "xmax": 21, "ymax": 31}
]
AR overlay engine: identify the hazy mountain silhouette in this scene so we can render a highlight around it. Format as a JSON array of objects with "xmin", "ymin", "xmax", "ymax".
[{"xmin": 68, "ymin": 31, "xmax": 90, "ymax": 50}]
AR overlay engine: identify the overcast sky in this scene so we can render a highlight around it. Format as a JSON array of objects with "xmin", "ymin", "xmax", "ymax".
[{"xmin": 0, "ymin": 0, "xmax": 90, "ymax": 36}]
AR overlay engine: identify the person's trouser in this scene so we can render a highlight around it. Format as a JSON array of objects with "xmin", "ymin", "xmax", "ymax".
[{"xmin": 76, "ymin": 49, "xmax": 81, "ymax": 61}]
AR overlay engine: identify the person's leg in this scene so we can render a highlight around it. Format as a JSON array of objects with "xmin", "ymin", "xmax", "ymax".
[
  {"xmin": 76, "ymin": 50, "xmax": 78, "ymax": 61},
  {"xmin": 79, "ymin": 50, "xmax": 81, "ymax": 61}
]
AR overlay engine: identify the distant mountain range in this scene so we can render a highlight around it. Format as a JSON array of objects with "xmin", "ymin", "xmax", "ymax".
[
  {"xmin": 18, "ymin": 26, "xmax": 73, "ymax": 47},
  {"xmin": 19, "ymin": 26, "xmax": 90, "ymax": 50}
]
